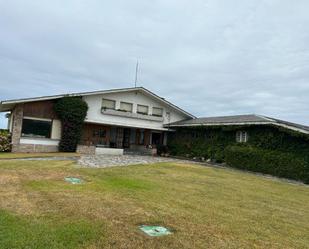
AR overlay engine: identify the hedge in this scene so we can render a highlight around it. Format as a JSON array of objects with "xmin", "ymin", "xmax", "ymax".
[
  {"xmin": 0, "ymin": 129, "xmax": 11, "ymax": 152},
  {"xmin": 167, "ymin": 125, "xmax": 309, "ymax": 163},
  {"xmin": 225, "ymin": 145, "xmax": 309, "ymax": 183}
]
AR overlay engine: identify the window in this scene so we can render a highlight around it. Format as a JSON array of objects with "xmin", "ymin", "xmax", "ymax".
[
  {"xmin": 137, "ymin": 104, "xmax": 148, "ymax": 115},
  {"xmin": 102, "ymin": 99, "xmax": 116, "ymax": 110},
  {"xmin": 120, "ymin": 102, "xmax": 133, "ymax": 112},
  {"xmin": 152, "ymin": 107, "xmax": 163, "ymax": 117},
  {"xmin": 236, "ymin": 131, "xmax": 248, "ymax": 143},
  {"xmin": 92, "ymin": 129, "xmax": 106, "ymax": 138},
  {"xmin": 21, "ymin": 118, "xmax": 52, "ymax": 138}
]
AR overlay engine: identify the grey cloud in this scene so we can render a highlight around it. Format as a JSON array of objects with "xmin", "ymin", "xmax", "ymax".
[{"xmin": 0, "ymin": 0, "xmax": 309, "ymax": 128}]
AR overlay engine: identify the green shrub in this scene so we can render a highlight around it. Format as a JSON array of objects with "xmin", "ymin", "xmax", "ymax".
[
  {"xmin": 168, "ymin": 126, "xmax": 309, "ymax": 163},
  {"xmin": 54, "ymin": 97, "xmax": 88, "ymax": 152},
  {"xmin": 0, "ymin": 129, "xmax": 11, "ymax": 152},
  {"xmin": 168, "ymin": 138, "xmax": 227, "ymax": 162},
  {"xmin": 225, "ymin": 145, "xmax": 309, "ymax": 183},
  {"xmin": 156, "ymin": 144, "xmax": 168, "ymax": 156},
  {"xmin": 167, "ymin": 127, "xmax": 236, "ymax": 161},
  {"xmin": 168, "ymin": 140, "xmax": 189, "ymax": 157}
]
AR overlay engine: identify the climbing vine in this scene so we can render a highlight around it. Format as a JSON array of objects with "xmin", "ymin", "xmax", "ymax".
[
  {"xmin": 168, "ymin": 125, "xmax": 309, "ymax": 162},
  {"xmin": 54, "ymin": 97, "xmax": 88, "ymax": 152}
]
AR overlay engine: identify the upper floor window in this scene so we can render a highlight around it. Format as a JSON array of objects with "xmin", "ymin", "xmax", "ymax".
[
  {"xmin": 236, "ymin": 131, "xmax": 248, "ymax": 143},
  {"xmin": 120, "ymin": 102, "xmax": 133, "ymax": 112},
  {"xmin": 102, "ymin": 99, "xmax": 116, "ymax": 110},
  {"xmin": 152, "ymin": 107, "xmax": 163, "ymax": 117},
  {"xmin": 137, "ymin": 104, "xmax": 149, "ymax": 115},
  {"xmin": 22, "ymin": 118, "xmax": 52, "ymax": 138}
]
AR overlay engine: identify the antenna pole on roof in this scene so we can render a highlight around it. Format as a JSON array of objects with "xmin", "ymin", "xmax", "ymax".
[{"xmin": 134, "ymin": 59, "xmax": 139, "ymax": 88}]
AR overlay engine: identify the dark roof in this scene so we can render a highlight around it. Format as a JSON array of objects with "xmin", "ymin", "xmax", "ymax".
[
  {"xmin": 168, "ymin": 114, "xmax": 309, "ymax": 134},
  {"xmin": 267, "ymin": 117, "xmax": 309, "ymax": 133},
  {"xmin": 170, "ymin": 114, "xmax": 270, "ymax": 126}
]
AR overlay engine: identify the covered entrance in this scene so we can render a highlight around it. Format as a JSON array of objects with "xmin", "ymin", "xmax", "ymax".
[
  {"xmin": 79, "ymin": 123, "xmax": 166, "ymax": 155},
  {"xmin": 151, "ymin": 132, "xmax": 163, "ymax": 145}
]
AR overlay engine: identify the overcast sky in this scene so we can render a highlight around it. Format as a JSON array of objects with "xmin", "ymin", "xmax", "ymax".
[{"xmin": 1, "ymin": 0, "xmax": 309, "ymax": 128}]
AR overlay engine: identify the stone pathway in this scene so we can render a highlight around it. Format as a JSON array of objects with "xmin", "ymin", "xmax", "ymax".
[{"xmin": 78, "ymin": 155, "xmax": 188, "ymax": 168}]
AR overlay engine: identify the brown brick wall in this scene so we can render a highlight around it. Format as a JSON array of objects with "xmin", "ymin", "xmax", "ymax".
[{"xmin": 10, "ymin": 102, "xmax": 60, "ymax": 153}]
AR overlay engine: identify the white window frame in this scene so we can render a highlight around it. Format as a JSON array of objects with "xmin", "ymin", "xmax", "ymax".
[
  {"xmin": 102, "ymin": 98, "xmax": 116, "ymax": 110},
  {"xmin": 152, "ymin": 107, "xmax": 163, "ymax": 117},
  {"xmin": 137, "ymin": 104, "xmax": 149, "ymax": 115},
  {"xmin": 236, "ymin": 131, "xmax": 248, "ymax": 143},
  {"xmin": 119, "ymin": 101, "xmax": 133, "ymax": 112}
]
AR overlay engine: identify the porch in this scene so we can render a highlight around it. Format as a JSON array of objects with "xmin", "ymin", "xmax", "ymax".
[{"xmin": 77, "ymin": 123, "xmax": 167, "ymax": 155}]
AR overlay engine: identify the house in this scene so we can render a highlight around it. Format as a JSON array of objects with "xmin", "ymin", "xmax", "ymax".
[
  {"xmin": 0, "ymin": 87, "xmax": 194, "ymax": 154},
  {"xmin": 167, "ymin": 114, "xmax": 309, "ymax": 133},
  {"xmin": 166, "ymin": 114, "xmax": 309, "ymax": 162},
  {"xmin": 165, "ymin": 114, "xmax": 309, "ymax": 183},
  {"xmin": 1, "ymin": 87, "xmax": 308, "ymax": 156}
]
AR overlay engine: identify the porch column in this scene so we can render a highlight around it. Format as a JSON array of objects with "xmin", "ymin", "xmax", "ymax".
[
  {"xmin": 116, "ymin": 128, "xmax": 124, "ymax": 148},
  {"xmin": 144, "ymin": 129, "xmax": 150, "ymax": 146},
  {"xmin": 163, "ymin": 132, "xmax": 168, "ymax": 145}
]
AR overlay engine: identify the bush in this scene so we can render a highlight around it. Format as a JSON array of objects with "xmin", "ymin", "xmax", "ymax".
[
  {"xmin": 225, "ymin": 145, "xmax": 309, "ymax": 183},
  {"xmin": 0, "ymin": 129, "xmax": 11, "ymax": 152},
  {"xmin": 156, "ymin": 144, "xmax": 168, "ymax": 156},
  {"xmin": 54, "ymin": 97, "xmax": 88, "ymax": 152},
  {"xmin": 168, "ymin": 139, "xmax": 226, "ymax": 162},
  {"xmin": 168, "ymin": 126, "xmax": 309, "ymax": 164}
]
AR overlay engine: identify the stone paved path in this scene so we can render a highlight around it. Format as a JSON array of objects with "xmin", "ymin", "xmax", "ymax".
[{"xmin": 78, "ymin": 155, "xmax": 188, "ymax": 168}]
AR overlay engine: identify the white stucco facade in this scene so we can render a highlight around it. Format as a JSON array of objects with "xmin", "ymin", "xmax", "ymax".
[{"xmin": 83, "ymin": 90, "xmax": 189, "ymax": 130}]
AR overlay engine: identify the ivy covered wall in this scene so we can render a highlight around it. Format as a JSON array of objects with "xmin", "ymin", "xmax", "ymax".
[{"xmin": 167, "ymin": 125, "xmax": 309, "ymax": 163}]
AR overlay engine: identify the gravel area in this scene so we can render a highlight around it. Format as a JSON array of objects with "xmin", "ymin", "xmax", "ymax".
[{"xmin": 78, "ymin": 154, "xmax": 188, "ymax": 168}]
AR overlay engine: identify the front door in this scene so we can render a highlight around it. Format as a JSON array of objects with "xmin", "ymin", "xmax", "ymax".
[
  {"xmin": 151, "ymin": 132, "xmax": 162, "ymax": 146},
  {"xmin": 123, "ymin": 128, "xmax": 131, "ymax": 148}
]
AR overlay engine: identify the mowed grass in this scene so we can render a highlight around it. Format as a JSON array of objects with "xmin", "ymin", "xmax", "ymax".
[
  {"xmin": 0, "ymin": 152, "xmax": 79, "ymax": 159},
  {"xmin": 0, "ymin": 159, "xmax": 308, "ymax": 249}
]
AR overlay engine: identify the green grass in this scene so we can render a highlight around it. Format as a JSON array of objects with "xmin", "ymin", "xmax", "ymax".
[
  {"xmin": 0, "ymin": 152, "xmax": 79, "ymax": 159},
  {"xmin": 0, "ymin": 159, "xmax": 308, "ymax": 248},
  {"xmin": 0, "ymin": 210, "xmax": 104, "ymax": 249}
]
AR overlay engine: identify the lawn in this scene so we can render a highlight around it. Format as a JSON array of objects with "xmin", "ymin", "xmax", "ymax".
[
  {"xmin": 0, "ymin": 152, "xmax": 79, "ymax": 159},
  {"xmin": 0, "ymin": 158, "xmax": 308, "ymax": 249}
]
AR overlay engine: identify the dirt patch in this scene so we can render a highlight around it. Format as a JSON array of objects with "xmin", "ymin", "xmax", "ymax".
[{"xmin": 0, "ymin": 172, "xmax": 38, "ymax": 215}]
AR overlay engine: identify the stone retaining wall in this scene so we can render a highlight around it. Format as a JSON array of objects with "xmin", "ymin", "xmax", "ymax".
[
  {"xmin": 76, "ymin": 145, "xmax": 96, "ymax": 154},
  {"xmin": 12, "ymin": 144, "xmax": 59, "ymax": 153}
]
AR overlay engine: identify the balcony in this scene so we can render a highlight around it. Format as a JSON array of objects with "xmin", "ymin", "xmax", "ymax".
[{"xmin": 101, "ymin": 108, "xmax": 163, "ymax": 122}]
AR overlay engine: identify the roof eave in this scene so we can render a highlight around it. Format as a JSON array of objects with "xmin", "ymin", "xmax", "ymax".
[
  {"xmin": 166, "ymin": 121, "xmax": 309, "ymax": 135},
  {"xmin": 138, "ymin": 87, "xmax": 195, "ymax": 119},
  {"xmin": 167, "ymin": 121, "xmax": 272, "ymax": 127},
  {"xmin": 0, "ymin": 87, "xmax": 195, "ymax": 119}
]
